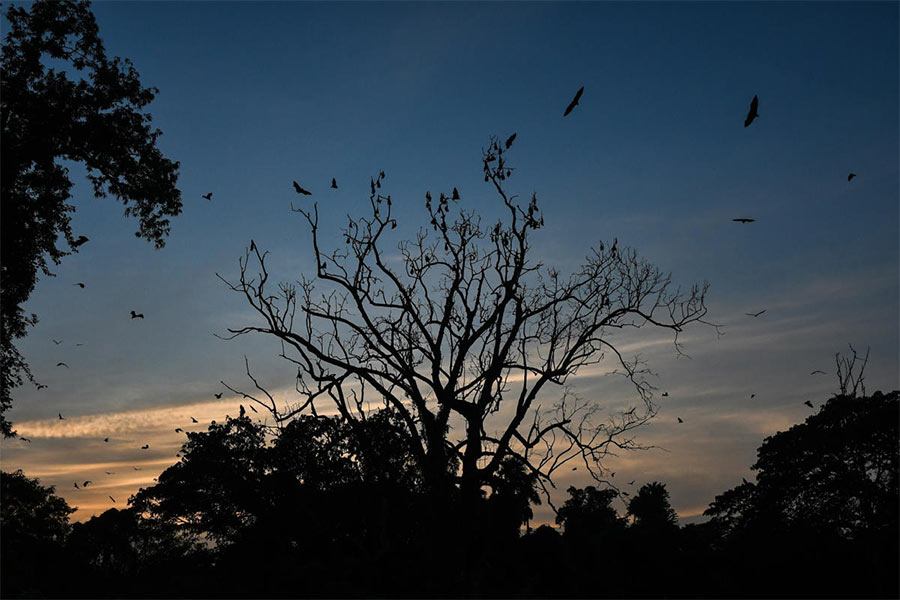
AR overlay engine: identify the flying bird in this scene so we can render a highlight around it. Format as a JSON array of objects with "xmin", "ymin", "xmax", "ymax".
[
  {"xmin": 132, "ymin": 466, "xmax": 141, "ymax": 470},
  {"xmin": 130, "ymin": 311, "xmax": 144, "ymax": 319},
  {"xmin": 661, "ymin": 392, "xmax": 669, "ymax": 397},
  {"xmin": 628, "ymin": 480, "xmax": 635, "ymax": 485},
  {"xmin": 249, "ymin": 404, "xmax": 258, "ymax": 413},
  {"xmin": 564, "ymin": 86, "xmax": 584, "ymax": 116},
  {"xmin": 75, "ymin": 343, "xmax": 84, "ymax": 347},
  {"xmin": 72, "ymin": 235, "xmax": 89, "ymax": 248},
  {"xmin": 175, "ymin": 428, "xmax": 184, "ymax": 433},
  {"xmin": 52, "ymin": 339, "xmax": 63, "ymax": 345},
  {"xmin": 744, "ymin": 95, "xmax": 759, "ymax": 127},
  {"xmin": 742, "ymin": 477, "xmax": 749, "ymax": 485},
  {"xmin": 505, "ymin": 133, "xmax": 517, "ymax": 149},
  {"xmin": 810, "ymin": 370, "xmax": 827, "ymax": 375},
  {"xmin": 83, "ymin": 480, "xmax": 92, "ymax": 487},
  {"xmin": 750, "ymin": 394, "xmax": 756, "ymax": 399},
  {"xmin": 103, "ymin": 437, "xmax": 109, "ymax": 442},
  {"xmin": 202, "ymin": 192, "xmax": 213, "ymax": 200},
  {"xmin": 104, "ymin": 471, "xmax": 115, "ymax": 475},
  {"xmin": 56, "ymin": 362, "xmax": 69, "ymax": 368},
  {"xmin": 36, "ymin": 384, "xmax": 47, "ymax": 390},
  {"xmin": 214, "ymin": 392, "xmax": 223, "ymax": 399},
  {"xmin": 677, "ymin": 417, "xmax": 684, "ymax": 423},
  {"xmin": 74, "ymin": 283, "xmax": 85, "ymax": 288},
  {"xmin": 109, "ymin": 496, "xmax": 116, "ymax": 503},
  {"xmin": 803, "ymin": 400, "xmax": 814, "ymax": 408},
  {"xmin": 331, "ymin": 178, "xmax": 338, "ymax": 189},
  {"xmin": 847, "ymin": 173, "xmax": 856, "ymax": 181},
  {"xmin": 19, "ymin": 436, "xmax": 31, "ymax": 443},
  {"xmin": 621, "ymin": 491, "xmax": 630, "ymax": 497},
  {"xmin": 745, "ymin": 310, "xmax": 766, "ymax": 317},
  {"xmin": 58, "ymin": 413, "xmax": 65, "ymax": 420},
  {"xmin": 191, "ymin": 417, "xmax": 199, "ymax": 423},
  {"xmin": 141, "ymin": 444, "xmax": 149, "ymax": 449},
  {"xmin": 732, "ymin": 218, "xmax": 755, "ymax": 224},
  {"xmin": 73, "ymin": 482, "xmax": 79, "ymax": 489},
  {"xmin": 292, "ymin": 181, "xmax": 312, "ymax": 195}
]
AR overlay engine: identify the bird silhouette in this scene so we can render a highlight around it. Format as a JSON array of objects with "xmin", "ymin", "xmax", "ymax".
[
  {"xmin": 175, "ymin": 428, "xmax": 184, "ymax": 433},
  {"xmin": 191, "ymin": 417, "xmax": 199, "ymax": 423},
  {"xmin": 803, "ymin": 400, "xmax": 814, "ymax": 408},
  {"xmin": 744, "ymin": 95, "xmax": 759, "ymax": 127},
  {"xmin": 742, "ymin": 477, "xmax": 749, "ymax": 485},
  {"xmin": 73, "ymin": 482, "xmax": 79, "ymax": 489},
  {"xmin": 58, "ymin": 413, "xmax": 65, "ymax": 420},
  {"xmin": 36, "ymin": 384, "xmax": 47, "ymax": 390},
  {"xmin": 292, "ymin": 181, "xmax": 312, "ymax": 195},
  {"xmin": 214, "ymin": 392, "xmax": 223, "ymax": 399},
  {"xmin": 628, "ymin": 480, "xmax": 635, "ymax": 485},
  {"xmin": 52, "ymin": 339, "xmax": 63, "ymax": 345},
  {"xmin": 745, "ymin": 310, "xmax": 766, "ymax": 317},
  {"xmin": 130, "ymin": 310, "xmax": 144, "ymax": 319},
  {"xmin": 72, "ymin": 235, "xmax": 89, "ymax": 248},
  {"xmin": 109, "ymin": 496, "xmax": 116, "ymax": 503},
  {"xmin": 83, "ymin": 480, "xmax": 92, "ymax": 487},
  {"xmin": 249, "ymin": 404, "xmax": 258, "ymax": 413},
  {"xmin": 19, "ymin": 436, "xmax": 31, "ymax": 443},
  {"xmin": 750, "ymin": 394, "xmax": 756, "ymax": 399},
  {"xmin": 56, "ymin": 362, "xmax": 69, "ymax": 368},
  {"xmin": 847, "ymin": 173, "xmax": 856, "ymax": 181},
  {"xmin": 202, "ymin": 192, "xmax": 213, "ymax": 200},
  {"xmin": 104, "ymin": 471, "xmax": 115, "ymax": 475},
  {"xmin": 732, "ymin": 218, "xmax": 755, "ymax": 223},
  {"xmin": 239, "ymin": 404, "xmax": 246, "ymax": 418},
  {"xmin": 250, "ymin": 239, "xmax": 257, "ymax": 253},
  {"xmin": 505, "ymin": 133, "xmax": 517, "ymax": 149},
  {"xmin": 452, "ymin": 187, "xmax": 460, "ymax": 201},
  {"xmin": 74, "ymin": 283, "xmax": 85, "ymax": 288},
  {"xmin": 132, "ymin": 466, "xmax": 141, "ymax": 470},
  {"xmin": 103, "ymin": 437, "xmax": 109, "ymax": 442},
  {"xmin": 622, "ymin": 491, "xmax": 630, "ymax": 497},
  {"xmin": 141, "ymin": 444, "xmax": 149, "ymax": 449},
  {"xmin": 564, "ymin": 86, "xmax": 584, "ymax": 116},
  {"xmin": 331, "ymin": 178, "xmax": 338, "ymax": 189},
  {"xmin": 661, "ymin": 391, "xmax": 669, "ymax": 397},
  {"xmin": 810, "ymin": 370, "xmax": 827, "ymax": 375},
  {"xmin": 75, "ymin": 343, "xmax": 84, "ymax": 347},
  {"xmin": 677, "ymin": 417, "xmax": 684, "ymax": 423}
]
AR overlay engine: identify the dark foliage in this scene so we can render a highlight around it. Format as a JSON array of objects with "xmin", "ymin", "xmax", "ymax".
[{"xmin": 0, "ymin": 0, "xmax": 182, "ymax": 436}]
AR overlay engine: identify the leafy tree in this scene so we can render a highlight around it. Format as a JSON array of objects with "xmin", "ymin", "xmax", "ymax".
[
  {"xmin": 220, "ymin": 135, "xmax": 710, "ymax": 521},
  {"xmin": 626, "ymin": 481, "xmax": 678, "ymax": 530},
  {"xmin": 556, "ymin": 485, "xmax": 623, "ymax": 540},
  {"xmin": 1, "ymin": 0, "xmax": 182, "ymax": 436},
  {"xmin": 1, "ymin": 469, "xmax": 77, "ymax": 596}
]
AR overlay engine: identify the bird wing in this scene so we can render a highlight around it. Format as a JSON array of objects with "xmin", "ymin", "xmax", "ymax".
[{"xmin": 563, "ymin": 87, "xmax": 584, "ymax": 116}]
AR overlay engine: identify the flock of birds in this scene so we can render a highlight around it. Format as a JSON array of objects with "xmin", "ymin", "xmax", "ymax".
[{"xmin": 24, "ymin": 86, "xmax": 849, "ymax": 506}]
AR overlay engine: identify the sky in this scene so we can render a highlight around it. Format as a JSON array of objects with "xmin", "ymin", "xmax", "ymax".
[{"xmin": 2, "ymin": 1, "xmax": 898, "ymax": 526}]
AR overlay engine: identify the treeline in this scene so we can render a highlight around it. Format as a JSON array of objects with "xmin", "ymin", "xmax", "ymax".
[{"xmin": 2, "ymin": 391, "xmax": 897, "ymax": 598}]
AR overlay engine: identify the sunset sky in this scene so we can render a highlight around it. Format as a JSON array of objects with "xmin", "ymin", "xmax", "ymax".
[{"xmin": 2, "ymin": 1, "xmax": 898, "ymax": 525}]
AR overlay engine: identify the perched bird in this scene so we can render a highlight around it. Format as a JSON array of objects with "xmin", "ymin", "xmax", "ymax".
[
  {"xmin": 661, "ymin": 391, "xmax": 669, "ymax": 397},
  {"xmin": 83, "ymin": 480, "xmax": 92, "ymax": 487},
  {"xmin": 109, "ymin": 496, "xmax": 116, "ymax": 503},
  {"xmin": 202, "ymin": 192, "xmax": 213, "ymax": 200},
  {"xmin": 73, "ymin": 482, "xmax": 79, "ymax": 489},
  {"xmin": 175, "ymin": 428, "xmax": 183, "ymax": 433},
  {"xmin": 130, "ymin": 310, "xmax": 144, "ymax": 319},
  {"xmin": 72, "ymin": 235, "xmax": 89, "ymax": 248},
  {"xmin": 52, "ymin": 339, "xmax": 63, "ymax": 345},
  {"xmin": 331, "ymin": 178, "xmax": 338, "ymax": 189},
  {"xmin": 214, "ymin": 392, "xmax": 223, "ymax": 399},
  {"xmin": 141, "ymin": 444, "xmax": 149, "ymax": 449},
  {"xmin": 103, "ymin": 437, "xmax": 109, "ymax": 442},
  {"xmin": 732, "ymin": 218, "xmax": 755, "ymax": 223},
  {"xmin": 564, "ymin": 86, "xmax": 584, "ymax": 116},
  {"xmin": 239, "ymin": 404, "xmax": 246, "ymax": 418},
  {"xmin": 505, "ymin": 133, "xmax": 517, "ymax": 149},
  {"xmin": 292, "ymin": 181, "xmax": 312, "ymax": 195},
  {"xmin": 74, "ymin": 283, "xmax": 85, "ymax": 288},
  {"xmin": 810, "ymin": 370, "xmax": 827, "ymax": 375},
  {"xmin": 847, "ymin": 173, "xmax": 856, "ymax": 181},
  {"xmin": 452, "ymin": 187, "xmax": 460, "ymax": 201},
  {"xmin": 58, "ymin": 413, "xmax": 65, "ymax": 420},
  {"xmin": 56, "ymin": 362, "xmax": 69, "ymax": 368},
  {"xmin": 744, "ymin": 95, "xmax": 759, "ymax": 127},
  {"xmin": 250, "ymin": 239, "xmax": 257, "ymax": 252},
  {"xmin": 191, "ymin": 417, "xmax": 199, "ymax": 423},
  {"xmin": 803, "ymin": 400, "xmax": 814, "ymax": 408},
  {"xmin": 745, "ymin": 309, "xmax": 766, "ymax": 317},
  {"xmin": 677, "ymin": 417, "xmax": 684, "ymax": 423}
]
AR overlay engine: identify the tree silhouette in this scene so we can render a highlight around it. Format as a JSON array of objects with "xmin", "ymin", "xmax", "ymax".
[
  {"xmin": 627, "ymin": 481, "xmax": 678, "ymax": 530},
  {"xmin": 219, "ymin": 135, "xmax": 710, "ymax": 525},
  {"xmin": 0, "ymin": 0, "xmax": 182, "ymax": 436}
]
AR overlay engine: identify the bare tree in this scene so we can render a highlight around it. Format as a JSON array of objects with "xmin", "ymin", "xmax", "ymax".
[
  {"xmin": 218, "ymin": 136, "xmax": 711, "ymax": 510},
  {"xmin": 835, "ymin": 343, "xmax": 869, "ymax": 398}
]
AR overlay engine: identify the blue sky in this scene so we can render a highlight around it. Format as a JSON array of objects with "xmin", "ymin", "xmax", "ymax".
[{"xmin": 2, "ymin": 1, "xmax": 898, "ymax": 524}]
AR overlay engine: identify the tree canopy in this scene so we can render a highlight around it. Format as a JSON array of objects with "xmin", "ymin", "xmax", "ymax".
[{"xmin": 0, "ymin": 0, "xmax": 182, "ymax": 436}]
